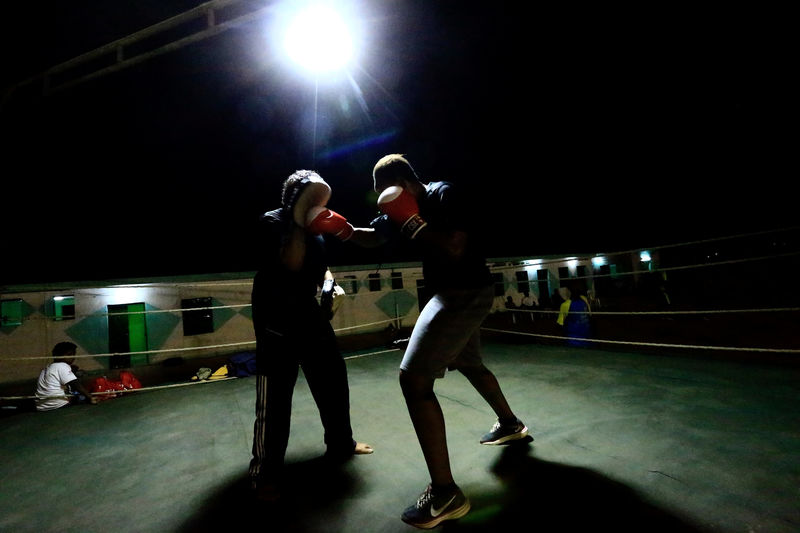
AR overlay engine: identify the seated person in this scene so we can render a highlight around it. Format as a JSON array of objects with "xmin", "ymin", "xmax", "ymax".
[{"xmin": 35, "ymin": 342, "xmax": 96, "ymax": 411}]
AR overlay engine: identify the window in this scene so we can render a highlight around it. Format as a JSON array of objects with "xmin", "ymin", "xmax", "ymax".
[
  {"xmin": 515, "ymin": 271, "xmax": 529, "ymax": 293},
  {"xmin": 342, "ymin": 275, "xmax": 358, "ymax": 294},
  {"xmin": 53, "ymin": 295, "xmax": 75, "ymax": 321},
  {"xmin": 594, "ymin": 264, "xmax": 610, "ymax": 276},
  {"xmin": 536, "ymin": 269, "xmax": 551, "ymax": 307},
  {"xmin": 558, "ymin": 266, "xmax": 570, "ymax": 287},
  {"xmin": 416, "ymin": 278, "xmax": 431, "ymax": 311},
  {"xmin": 593, "ymin": 264, "xmax": 612, "ymax": 297},
  {"xmin": 368, "ymin": 273, "xmax": 381, "ymax": 292},
  {"xmin": 0, "ymin": 299, "xmax": 23, "ymax": 327},
  {"xmin": 182, "ymin": 297, "xmax": 214, "ymax": 336},
  {"xmin": 492, "ymin": 273, "xmax": 505, "ymax": 296},
  {"xmin": 391, "ymin": 272, "xmax": 403, "ymax": 290}
]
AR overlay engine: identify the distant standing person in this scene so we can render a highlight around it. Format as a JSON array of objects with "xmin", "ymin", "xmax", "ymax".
[
  {"xmin": 521, "ymin": 290, "xmax": 538, "ymax": 310},
  {"xmin": 564, "ymin": 284, "xmax": 592, "ymax": 346},
  {"xmin": 521, "ymin": 290, "xmax": 538, "ymax": 321}
]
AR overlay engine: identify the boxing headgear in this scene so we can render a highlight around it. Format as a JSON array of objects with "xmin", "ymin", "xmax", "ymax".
[{"xmin": 283, "ymin": 171, "xmax": 332, "ymax": 226}]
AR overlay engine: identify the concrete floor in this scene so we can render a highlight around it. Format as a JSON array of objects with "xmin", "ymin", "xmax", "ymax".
[{"xmin": 1, "ymin": 338, "xmax": 798, "ymax": 532}]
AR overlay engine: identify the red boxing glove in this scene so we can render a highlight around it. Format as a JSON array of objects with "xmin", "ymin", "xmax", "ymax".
[
  {"xmin": 377, "ymin": 186, "xmax": 427, "ymax": 239},
  {"xmin": 305, "ymin": 207, "xmax": 354, "ymax": 241}
]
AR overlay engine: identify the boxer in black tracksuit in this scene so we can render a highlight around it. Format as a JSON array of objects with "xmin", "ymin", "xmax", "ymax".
[{"xmin": 249, "ymin": 170, "xmax": 371, "ymax": 501}]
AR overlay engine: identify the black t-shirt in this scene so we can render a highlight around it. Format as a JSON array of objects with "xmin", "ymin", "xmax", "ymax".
[
  {"xmin": 251, "ymin": 208, "xmax": 327, "ymax": 333},
  {"xmin": 418, "ymin": 181, "xmax": 492, "ymax": 290}
]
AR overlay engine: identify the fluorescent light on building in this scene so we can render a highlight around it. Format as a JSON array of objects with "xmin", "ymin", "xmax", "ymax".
[
  {"xmin": 522, "ymin": 258, "xmax": 542, "ymax": 273},
  {"xmin": 640, "ymin": 251, "xmax": 652, "ymax": 262},
  {"xmin": 106, "ymin": 286, "xmax": 149, "ymax": 305}
]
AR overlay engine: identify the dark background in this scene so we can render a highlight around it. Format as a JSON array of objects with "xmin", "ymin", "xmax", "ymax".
[{"xmin": 1, "ymin": 1, "xmax": 795, "ymax": 284}]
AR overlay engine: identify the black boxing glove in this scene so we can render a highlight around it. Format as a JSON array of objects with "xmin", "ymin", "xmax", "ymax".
[{"xmin": 369, "ymin": 214, "xmax": 399, "ymax": 238}]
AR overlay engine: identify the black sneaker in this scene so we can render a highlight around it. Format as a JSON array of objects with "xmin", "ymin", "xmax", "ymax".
[
  {"xmin": 480, "ymin": 418, "xmax": 530, "ymax": 445},
  {"xmin": 401, "ymin": 484, "xmax": 471, "ymax": 529}
]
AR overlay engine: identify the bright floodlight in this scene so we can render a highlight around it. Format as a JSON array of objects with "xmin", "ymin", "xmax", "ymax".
[{"xmin": 284, "ymin": 5, "xmax": 353, "ymax": 74}]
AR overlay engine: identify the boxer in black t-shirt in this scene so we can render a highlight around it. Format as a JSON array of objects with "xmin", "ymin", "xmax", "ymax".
[{"xmin": 344, "ymin": 155, "xmax": 530, "ymax": 529}]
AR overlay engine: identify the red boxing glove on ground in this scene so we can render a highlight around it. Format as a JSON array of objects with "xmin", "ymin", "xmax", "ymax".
[
  {"xmin": 305, "ymin": 207, "xmax": 354, "ymax": 241},
  {"xmin": 377, "ymin": 186, "xmax": 427, "ymax": 239}
]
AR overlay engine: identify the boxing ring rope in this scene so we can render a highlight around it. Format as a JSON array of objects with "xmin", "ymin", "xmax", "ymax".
[
  {"xmin": 497, "ymin": 307, "xmax": 800, "ymax": 317},
  {"xmin": 4, "ymin": 294, "xmax": 799, "ymax": 362},
  {"xmin": 8, "ymin": 248, "xmax": 800, "ymax": 324},
  {"xmin": 4, "ymin": 305, "xmax": 799, "ymax": 363},
  {"xmin": 5, "ymin": 223, "xmax": 795, "ymax": 324},
  {"xmin": 0, "ymin": 315, "xmax": 409, "ymax": 361},
  {"xmin": 488, "ymin": 226, "xmax": 800, "ymax": 274},
  {"xmin": 2, "ymin": 341, "xmax": 257, "ymax": 362},
  {"xmin": 3, "ymin": 310, "xmax": 799, "ymax": 401},
  {"xmin": 479, "ymin": 328, "xmax": 800, "ymax": 354},
  {"xmin": 2, "ymin": 227, "xmax": 798, "ymax": 401},
  {"xmin": 0, "ymin": 348, "xmax": 406, "ymax": 401},
  {"xmin": 70, "ymin": 225, "xmax": 796, "ymax": 289},
  {"xmin": 0, "ymin": 376, "xmax": 241, "ymax": 401},
  {"xmin": 489, "ymin": 250, "xmax": 800, "ymax": 284}
]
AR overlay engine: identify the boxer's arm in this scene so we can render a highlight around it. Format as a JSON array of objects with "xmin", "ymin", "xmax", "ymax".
[
  {"xmin": 377, "ymin": 186, "xmax": 466, "ymax": 259},
  {"xmin": 414, "ymin": 227, "xmax": 467, "ymax": 260},
  {"xmin": 280, "ymin": 224, "xmax": 306, "ymax": 271},
  {"xmin": 305, "ymin": 207, "xmax": 354, "ymax": 241},
  {"xmin": 349, "ymin": 226, "xmax": 387, "ymax": 248},
  {"xmin": 67, "ymin": 379, "xmax": 97, "ymax": 404}
]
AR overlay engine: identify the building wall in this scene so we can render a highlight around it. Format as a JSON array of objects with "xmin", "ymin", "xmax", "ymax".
[{"xmin": 1, "ymin": 255, "xmax": 627, "ymax": 386}]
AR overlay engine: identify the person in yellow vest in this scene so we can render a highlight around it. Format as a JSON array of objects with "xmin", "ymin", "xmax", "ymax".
[{"xmin": 556, "ymin": 287, "xmax": 571, "ymax": 326}]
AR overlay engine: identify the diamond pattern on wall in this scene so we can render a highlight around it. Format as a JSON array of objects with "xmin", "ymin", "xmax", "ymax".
[
  {"xmin": 211, "ymin": 298, "xmax": 236, "ymax": 330},
  {"xmin": 64, "ymin": 304, "xmax": 181, "ymax": 362},
  {"xmin": 65, "ymin": 311, "xmax": 109, "ymax": 359},
  {"xmin": 375, "ymin": 290, "xmax": 417, "ymax": 319},
  {"xmin": 145, "ymin": 304, "xmax": 181, "ymax": 350}
]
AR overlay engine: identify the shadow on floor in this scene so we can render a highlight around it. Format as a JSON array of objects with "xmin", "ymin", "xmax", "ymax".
[
  {"xmin": 177, "ymin": 454, "xmax": 361, "ymax": 533},
  {"xmin": 444, "ymin": 440, "xmax": 708, "ymax": 533}
]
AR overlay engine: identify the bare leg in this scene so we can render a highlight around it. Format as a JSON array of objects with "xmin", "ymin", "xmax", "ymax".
[
  {"xmin": 399, "ymin": 370, "xmax": 453, "ymax": 487},
  {"xmin": 458, "ymin": 364, "xmax": 515, "ymax": 420}
]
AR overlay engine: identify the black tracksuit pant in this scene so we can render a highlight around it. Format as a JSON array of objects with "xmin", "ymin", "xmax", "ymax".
[{"xmin": 249, "ymin": 303, "xmax": 355, "ymax": 482}]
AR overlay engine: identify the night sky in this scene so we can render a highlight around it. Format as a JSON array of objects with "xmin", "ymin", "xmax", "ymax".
[{"xmin": 1, "ymin": 2, "xmax": 795, "ymax": 285}]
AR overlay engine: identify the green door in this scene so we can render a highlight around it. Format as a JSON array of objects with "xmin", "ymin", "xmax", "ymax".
[{"xmin": 108, "ymin": 303, "xmax": 149, "ymax": 369}]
